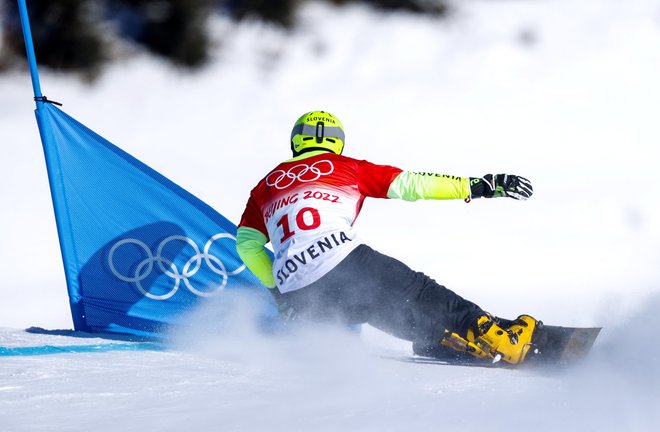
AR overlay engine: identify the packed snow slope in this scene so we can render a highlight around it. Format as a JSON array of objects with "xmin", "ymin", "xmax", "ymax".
[{"xmin": 1, "ymin": 0, "xmax": 660, "ymax": 430}]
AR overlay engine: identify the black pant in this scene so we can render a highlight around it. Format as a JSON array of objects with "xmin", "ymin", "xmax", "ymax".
[{"xmin": 281, "ymin": 244, "xmax": 484, "ymax": 344}]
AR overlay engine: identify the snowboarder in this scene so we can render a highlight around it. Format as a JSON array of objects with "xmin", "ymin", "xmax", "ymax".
[{"xmin": 236, "ymin": 111, "xmax": 538, "ymax": 364}]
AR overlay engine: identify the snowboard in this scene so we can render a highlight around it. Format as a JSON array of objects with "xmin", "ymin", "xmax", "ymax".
[{"xmin": 407, "ymin": 321, "xmax": 602, "ymax": 369}]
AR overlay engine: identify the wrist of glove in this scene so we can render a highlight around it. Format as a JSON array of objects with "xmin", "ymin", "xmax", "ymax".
[{"xmin": 469, "ymin": 174, "xmax": 533, "ymax": 200}]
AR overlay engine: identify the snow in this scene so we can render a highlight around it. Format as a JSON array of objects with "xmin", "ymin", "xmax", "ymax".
[{"xmin": 1, "ymin": 0, "xmax": 660, "ymax": 430}]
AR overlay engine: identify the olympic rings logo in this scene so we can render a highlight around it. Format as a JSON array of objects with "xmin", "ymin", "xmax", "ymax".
[
  {"xmin": 107, "ymin": 234, "xmax": 245, "ymax": 301},
  {"xmin": 265, "ymin": 160, "xmax": 334, "ymax": 190}
]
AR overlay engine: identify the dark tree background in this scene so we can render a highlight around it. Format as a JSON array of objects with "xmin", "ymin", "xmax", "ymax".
[
  {"xmin": 0, "ymin": 0, "xmax": 450, "ymax": 76},
  {"xmin": 220, "ymin": 0, "xmax": 448, "ymax": 27},
  {"xmin": 2, "ymin": 0, "xmax": 108, "ymax": 74}
]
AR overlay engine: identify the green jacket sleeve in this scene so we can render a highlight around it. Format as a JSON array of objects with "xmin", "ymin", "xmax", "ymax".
[
  {"xmin": 236, "ymin": 226, "xmax": 276, "ymax": 288},
  {"xmin": 386, "ymin": 171, "xmax": 471, "ymax": 201}
]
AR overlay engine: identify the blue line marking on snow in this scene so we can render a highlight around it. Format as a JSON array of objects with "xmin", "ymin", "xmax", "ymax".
[{"xmin": 0, "ymin": 342, "xmax": 165, "ymax": 357}]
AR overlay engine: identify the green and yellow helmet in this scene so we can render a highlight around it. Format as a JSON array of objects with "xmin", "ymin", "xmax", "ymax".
[{"xmin": 290, "ymin": 111, "xmax": 345, "ymax": 156}]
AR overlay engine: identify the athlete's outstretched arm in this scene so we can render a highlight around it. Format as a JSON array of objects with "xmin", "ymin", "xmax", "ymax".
[
  {"xmin": 386, "ymin": 172, "xmax": 470, "ymax": 201},
  {"xmin": 386, "ymin": 172, "xmax": 533, "ymax": 201}
]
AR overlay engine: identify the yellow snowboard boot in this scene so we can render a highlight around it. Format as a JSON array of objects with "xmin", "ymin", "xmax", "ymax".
[{"xmin": 467, "ymin": 315, "xmax": 538, "ymax": 364}]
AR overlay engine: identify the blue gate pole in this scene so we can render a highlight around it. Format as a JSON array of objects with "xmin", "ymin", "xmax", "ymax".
[
  {"xmin": 15, "ymin": 0, "xmax": 87, "ymax": 331},
  {"xmin": 16, "ymin": 0, "xmax": 43, "ymax": 104}
]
